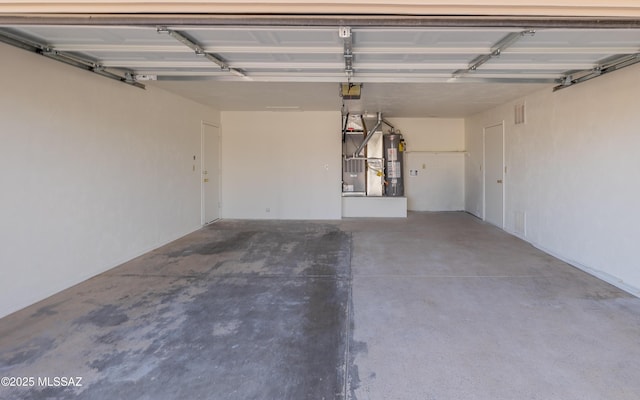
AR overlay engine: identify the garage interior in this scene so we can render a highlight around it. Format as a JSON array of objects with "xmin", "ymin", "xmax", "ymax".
[{"xmin": 1, "ymin": 2, "xmax": 640, "ymax": 399}]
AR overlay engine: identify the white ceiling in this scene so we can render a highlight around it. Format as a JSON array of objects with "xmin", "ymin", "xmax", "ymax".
[
  {"xmin": 1, "ymin": 24, "xmax": 639, "ymax": 117},
  {"xmin": 148, "ymin": 80, "xmax": 549, "ymax": 117}
]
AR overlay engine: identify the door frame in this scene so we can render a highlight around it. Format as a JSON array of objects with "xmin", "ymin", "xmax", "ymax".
[
  {"xmin": 483, "ymin": 121, "xmax": 505, "ymax": 228},
  {"xmin": 201, "ymin": 121, "xmax": 221, "ymax": 225}
]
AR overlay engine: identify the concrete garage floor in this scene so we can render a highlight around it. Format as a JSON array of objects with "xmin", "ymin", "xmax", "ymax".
[{"xmin": 2, "ymin": 212, "xmax": 640, "ymax": 400}]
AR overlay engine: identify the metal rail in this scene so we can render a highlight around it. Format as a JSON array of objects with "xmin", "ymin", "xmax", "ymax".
[
  {"xmin": 0, "ymin": 27, "xmax": 145, "ymax": 89},
  {"xmin": 1, "ymin": 15, "xmax": 640, "ymax": 29}
]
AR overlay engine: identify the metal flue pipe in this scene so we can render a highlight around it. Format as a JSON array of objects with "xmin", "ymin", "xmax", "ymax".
[{"xmin": 353, "ymin": 112, "xmax": 382, "ymax": 157}]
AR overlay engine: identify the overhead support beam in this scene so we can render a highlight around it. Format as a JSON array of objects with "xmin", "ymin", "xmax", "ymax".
[
  {"xmin": 43, "ymin": 44, "xmax": 640, "ymax": 57},
  {"xmin": 554, "ymin": 53, "xmax": 640, "ymax": 91},
  {"xmin": 155, "ymin": 73, "xmax": 558, "ymax": 84},
  {"xmin": 104, "ymin": 60, "xmax": 595, "ymax": 72},
  {"xmin": 157, "ymin": 26, "xmax": 248, "ymax": 78},
  {"xmin": 1, "ymin": 15, "xmax": 640, "ymax": 29},
  {"xmin": 0, "ymin": 28, "xmax": 144, "ymax": 89},
  {"xmin": 452, "ymin": 30, "xmax": 536, "ymax": 78}
]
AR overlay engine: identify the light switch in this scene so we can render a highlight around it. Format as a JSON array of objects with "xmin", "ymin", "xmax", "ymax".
[{"xmin": 422, "ymin": 163, "xmax": 426, "ymax": 169}]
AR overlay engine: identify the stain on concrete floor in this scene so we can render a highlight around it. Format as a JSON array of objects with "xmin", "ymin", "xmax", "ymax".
[
  {"xmin": 0, "ymin": 221, "xmax": 351, "ymax": 400},
  {"xmin": 5, "ymin": 212, "xmax": 640, "ymax": 400}
]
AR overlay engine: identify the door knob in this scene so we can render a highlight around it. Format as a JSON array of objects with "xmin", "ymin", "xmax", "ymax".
[
  {"xmin": 497, "ymin": 179, "xmax": 503, "ymax": 183},
  {"xmin": 204, "ymin": 178, "xmax": 209, "ymax": 183}
]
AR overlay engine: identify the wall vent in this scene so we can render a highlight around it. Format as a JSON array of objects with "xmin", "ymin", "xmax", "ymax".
[{"xmin": 514, "ymin": 102, "xmax": 526, "ymax": 125}]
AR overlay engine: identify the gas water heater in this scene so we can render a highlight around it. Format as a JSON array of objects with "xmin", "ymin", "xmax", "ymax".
[{"xmin": 383, "ymin": 133, "xmax": 405, "ymax": 197}]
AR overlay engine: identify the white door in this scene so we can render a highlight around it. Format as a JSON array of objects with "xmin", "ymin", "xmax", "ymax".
[
  {"xmin": 202, "ymin": 122, "xmax": 221, "ymax": 224},
  {"xmin": 484, "ymin": 123, "xmax": 504, "ymax": 228}
]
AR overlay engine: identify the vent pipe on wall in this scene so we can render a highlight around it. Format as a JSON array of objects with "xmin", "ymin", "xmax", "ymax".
[{"xmin": 353, "ymin": 112, "xmax": 382, "ymax": 157}]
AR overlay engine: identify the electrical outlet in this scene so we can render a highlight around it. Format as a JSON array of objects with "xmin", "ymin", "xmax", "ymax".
[{"xmin": 266, "ymin": 208, "xmax": 270, "ymax": 213}]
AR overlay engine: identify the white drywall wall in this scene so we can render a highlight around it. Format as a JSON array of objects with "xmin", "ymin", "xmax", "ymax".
[
  {"xmin": 386, "ymin": 118, "xmax": 464, "ymax": 152},
  {"xmin": 0, "ymin": 43, "xmax": 220, "ymax": 318},
  {"xmin": 221, "ymin": 111, "xmax": 342, "ymax": 219},
  {"xmin": 405, "ymin": 152, "xmax": 465, "ymax": 211},
  {"xmin": 386, "ymin": 118, "xmax": 465, "ymax": 211},
  {"xmin": 465, "ymin": 63, "xmax": 640, "ymax": 293}
]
